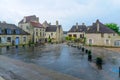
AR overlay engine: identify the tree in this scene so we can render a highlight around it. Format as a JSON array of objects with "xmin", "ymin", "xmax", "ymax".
[{"xmin": 105, "ymin": 23, "xmax": 120, "ymax": 34}]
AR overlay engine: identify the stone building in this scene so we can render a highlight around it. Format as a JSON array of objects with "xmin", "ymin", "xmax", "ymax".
[
  {"xmin": 18, "ymin": 15, "xmax": 45, "ymax": 43},
  {"xmin": 0, "ymin": 22, "xmax": 30, "ymax": 46},
  {"xmin": 86, "ymin": 20, "xmax": 120, "ymax": 47},
  {"xmin": 68, "ymin": 23, "xmax": 87, "ymax": 39},
  {"xmin": 43, "ymin": 21, "xmax": 63, "ymax": 43},
  {"xmin": 68, "ymin": 20, "xmax": 120, "ymax": 47}
]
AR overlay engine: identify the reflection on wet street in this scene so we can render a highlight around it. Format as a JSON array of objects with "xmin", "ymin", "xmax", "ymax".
[{"xmin": 0, "ymin": 44, "xmax": 120, "ymax": 80}]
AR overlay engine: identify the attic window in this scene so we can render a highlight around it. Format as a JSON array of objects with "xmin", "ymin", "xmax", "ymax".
[
  {"xmin": 6, "ymin": 29, "xmax": 12, "ymax": 34},
  {"xmin": 0, "ymin": 37, "xmax": 1, "ymax": 43},
  {"xmin": 0, "ymin": 29, "xmax": 2, "ymax": 34},
  {"xmin": 15, "ymin": 29, "xmax": 20, "ymax": 34}
]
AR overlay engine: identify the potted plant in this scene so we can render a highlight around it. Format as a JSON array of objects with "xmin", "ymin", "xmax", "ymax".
[
  {"xmin": 88, "ymin": 50, "xmax": 92, "ymax": 61},
  {"xmin": 96, "ymin": 57, "xmax": 103, "ymax": 70}
]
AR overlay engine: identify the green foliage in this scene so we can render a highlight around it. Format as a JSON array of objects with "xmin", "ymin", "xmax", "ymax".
[
  {"xmin": 88, "ymin": 50, "xmax": 91, "ymax": 55},
  {"xmin": 105, "ymin": 23, "xmax": 120, "ymax": 34},
  {"xmin": 65, "ymin": 36, "xmax": 76, "ymax": 41},
  {"xmin": 47, "ymin": 35, "xmax": 52, "ymax": 43}
]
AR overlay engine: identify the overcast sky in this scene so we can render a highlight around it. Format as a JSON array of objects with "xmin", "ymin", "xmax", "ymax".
[{"xmin": 0, "ymin": 0, "xmax": 120, "ymax": 31}]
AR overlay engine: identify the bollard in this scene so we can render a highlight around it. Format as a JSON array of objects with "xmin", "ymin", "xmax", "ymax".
[
  {"xmin": 16, "ymin": 45, "xmax": 18, "ymax": 48},
  {"xmin": 22, "ymin": 45, "xmax": 25, "ymax": 48},
  {"xmin": 6, "ymin": 46, "xmax": 9, "ymax": 50},
  {"xmin": 86, "ymin": 49, "xmax": 88, "ymax": 54}
]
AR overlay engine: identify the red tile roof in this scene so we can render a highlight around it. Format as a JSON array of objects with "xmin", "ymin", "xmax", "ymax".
[{"xmin": 30, "ymin": 21, "xmax": 43, "ymax": 28}]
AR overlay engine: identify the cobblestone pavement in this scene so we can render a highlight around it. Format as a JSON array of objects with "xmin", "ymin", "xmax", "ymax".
[{"xmin": 0, "ymin": 44, "xmax": 120, "ymax": 80}]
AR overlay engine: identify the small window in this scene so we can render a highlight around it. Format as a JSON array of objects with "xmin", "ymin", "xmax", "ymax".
[
  {"xmin": 89, "ymin": 39, "xmax": 93, "ymax": 45},
  {"xmin": 26, "ymin": 26, "xmax": 29, "ymax": 30},
  {"xmin": 36, "ymin": 32, "xmax": 38, "ymax": 36},
  {"xmin": 73, "ymin": 34, "xmax": 77, "ymax": 38},
  {"xmin": 0, "ymin": 37, "xmax": 1, "ymax": 43},
  {"xmin": 80, "ymin": 34, "xmax": 84, "ymax": 38},
  {"xmin": 101, "ymin": 33, "xmax": 104, "ymax": 37},
  {"xmin": 6, "ymin": 29, "xmax": 12, "ymax": 34},
  {"xmin": 7, "ymin": 37, "xmax": 11, "ymax": 42},
  {"xmin": 51, "ymin": 33, "xmax": 53, "ymax": 36},
  {"xmin": 40, "ymin": 32, "xmax": 41, "ymax": 36},
  {"xmin": 0, "ymin": 29, "xmax": 2, "ymax": 34},
  {"xmin": 15, "ymin": 29, "xmax": 20, "ymax": 34},
  {"xmin": 113, "ymin": 33, "xmax": 115, "ymax": 36},
  {"xmin": 68, "ymin": 34, "xmax": 72, "ymax": 37},
  {"xmin": 106, "ymin": 39, "xmax": 110, "ymax": 45},
  {"xmin": 23, "ymin": 37, "xmax": 26, "ymax": 42}
]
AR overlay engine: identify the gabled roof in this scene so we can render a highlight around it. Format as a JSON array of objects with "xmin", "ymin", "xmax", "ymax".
[
  {"xmin": 86, "ymin": 20, "xmax": 116, "ymax": 33},
  {"xmin": 30, "ymin": 21, "xmax": 43, "ymax": 28},
  {"xmin": 0, "ymin": 22, "xmax": 30, "ymax": 35},
  {"xmin": 46, "ymin": 25, "xmax": 57, "ymax": 32},
  {"xmin": 68, "ymin": 24, "xmax": 87, "ymax": 32},
  {"xmin": 19, "ymin": 15, "xmax": 38, "ymax": 24}
]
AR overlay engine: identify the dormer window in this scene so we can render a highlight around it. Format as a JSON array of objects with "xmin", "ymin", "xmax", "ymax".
[
  {"xmin": 0, "ymin": 29, "xmax": 2, "ymax": 34},
  {"xmin": 6, "ymin": 29, "xmax": 12, "ymax": 34},
  {"xmin": 15, "ymin": 29, "xmax": 20, "ymax": 34}
]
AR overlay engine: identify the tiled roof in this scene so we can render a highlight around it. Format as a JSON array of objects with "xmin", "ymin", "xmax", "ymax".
[
  {"xmin": 0, "ymin": 22, "xmax": 30, "ymax": 35},
  {"xmin": 30, "ymin": 21, "xmax": 43, "ymax": 28},
  {"xmin": 68, "ymin": 24, "xmax": 87, "ymax": 32},
  {"xmin": 63, "ymin": 31, "xmax": 68, "ymax": 34},
  {"xmin": 46, "ymin": 26, "xmax": 57, "ymax": 32},
  {"xmin": 46, "ymin": 25, "xmax": 61, "ymax": 32},
  {"xmin": 86, "ymin": 20, "xmax": 116, "ymax": 33}
]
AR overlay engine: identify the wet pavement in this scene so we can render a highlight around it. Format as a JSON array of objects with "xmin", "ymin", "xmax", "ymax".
[{"xmin": 0, "ymin": 43, "xmax": 120, "ymax": 80}]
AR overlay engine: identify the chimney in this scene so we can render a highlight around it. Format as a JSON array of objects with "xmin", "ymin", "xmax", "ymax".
[
  {"xmin": 96, "ymin": 19, "xmax": 100, "ymax": 32},
  {"xmin": 76, "ymin": 22, "xmax": 78, "ymax": 30},
  {"xmin": 82, "ymin": 23, "xmax": 85, "ymax": 26},
  {"xmin": 3, "ymin": 21, "xmax": 6, "ymax": 24},
  {"xmin": 56, "ymin": 20, "xmax": 59, "ymax": 26}
]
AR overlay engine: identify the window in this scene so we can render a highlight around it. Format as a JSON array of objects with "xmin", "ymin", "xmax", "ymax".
[
  {"xmin": 23, "ymin": 37, "xmax": 26, "ymax": 42},
  {"xmin": 73, "ymin": 34, "xmax": 77, "ymax": 38},
  {"xmin": 0, "ymin": 29, "xmax": 2, "ymax": 34},
  {"xmin": 26, "ymin": 26, "xmax": 29, "ymax": 30},
  {"xmin": 101, "ymin": 33, "xmax": 104, "ymax": 37},
  {"xmin": 114, "ymin": 40, "xmax": 120, "ymax": 46},
  {"xmin": 80, "ymin": 34, "xmax": 84, "ymax": 38},
  {"xmin": 106, "ymin": 39, "xmax": 110, "ymax": 45},
  {"xmin": 51, "ymin": 33, "xmax": 53, "ymax": 36},
  {"xmin": 68, "ymin": 34, "xmax": 72, "ymax": 37},
  {"xmin": 40, "ymin": 32, "xmax": 41, "ymax": 36},
  {"xmin": 0, "ymin": 37, "xmax": 1, "ymax": 43},
  {"xmin": 36, "ymin": 32, "xmax": 38, "ymax": 36},
  {"xmin": 15, "ymin": 29, "xmax": 20, "ymax": 34},
  {"xmin": 89, "ymin": 39, "xmax": 93, "ymax": 45},
  {"xmin": 7, "ymin": 37, "xmax": 11, "ymax": 42},
  {"xmin": 6, "ymin": 29, "xmax": 12, "ymax": 34},
  {"xmin": 113, "ymin": 33, "xmax": 115, "ymax": 36}
]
